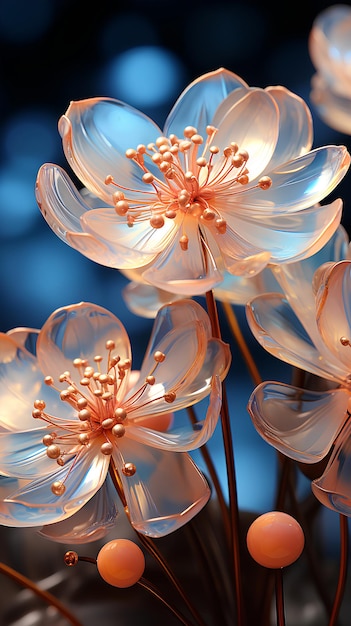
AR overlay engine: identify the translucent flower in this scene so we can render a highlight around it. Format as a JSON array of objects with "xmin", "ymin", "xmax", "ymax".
[
  {"xmin": 0, "ymin": 300, "xmax": 230, "ymax": 541},
  {"xmin": 247, "ymin": 259, "xmax": 351, "ymax": 516},
  {"xmin": 36, "ymin": 68, "xmax": 350, "ymax": 296},
  {"xmin": 309, "ymin": 4, "xmax": 351, "ymax": 134}
]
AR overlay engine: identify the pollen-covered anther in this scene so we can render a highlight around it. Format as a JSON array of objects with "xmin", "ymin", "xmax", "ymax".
[
  {"xmin": 84, "ymin": 366, "xmax": 95, "ymax": 378},
  {"xmin": 114, "ymin": 407, "xmax": 127, "ymax": 421},
  {"xmin": 150, "ymin": 215, "xmax": 165, "ymax": 229},
  {"xmin": 78, "ymin": 409, "xmax": 91, "ymax": 421},
  {"xmin": 178, "ymin": 190, "xmax": 190, "ymax": 207},
  {"xmin": 142, "ymin": 172, "xmax": 154, "ymax": 184},
  {"xmin": 112, "ymin": 423, "xmax": 125, "ymax": 438},
  {"xmin": 47, "ymin": 444, "xmax": 61, "ymax": 459},
  {"xmin": 115, "ymin": 200, "xmax": 129, "ymax": 216},
  {"xmin": 64, "ymin": 551, "xmax": 79, "ymax": 567},
  {"xmin": 216, "ymin": 218, "xmax": 227, "ymax": 234},
  {"xmin": 125, "ymin": 148, "xmax": 137, "ymax": 159},
  {"xmin": 258, "ymin": 176, "xmax": 272, "ymax": 190},
  {"xmin": 154, "ymin": 351, "xmax": 166, "ymax": 363},
  {"xmin": 80, "ymin": 377, "xmax": 91, "ymax": 387},
  {"xmin": 105, "ymin": 174, "xmax": 114, "ymax": 185},
  {"xmin": 60, "ymin": 390, "xmax": 71, "ymax": 401},
  {"xmin": 44, "ymin": 376, "xmax": 54, "ymax": 386},
  {"xmin": 77, "ymin": 398, "xmax": 88, "ymax": 409},
  {"xmin": 78, "ymin": 433, "xmax": 89, "ymax": 445},
  {"xmin": 102, "ymin": 418, "xmax": 114, "ymax": 429},
  {"xmin": 238, "ymin": 174, "xmax": 249, "ymax": 185},
  {"xmin": 113, "ymin": 191, "xmax": 125, "ymax": 203},
  {"xmin": 34, "ymin": 399, "xmax": 46, "ymax": 411},
  {"xmin": 165, "ymin": 209, "xmax": 176, "ymax": 219},
  {"xmin": 191, "ymin": 134, "xmax": 203, "ymax": 145},
  {"xmin": 43, "ymin": 434, "xmax": 55, "ymax": 446},
  {"xmin": 180, "ymin": 235, "xmax": 189, "ymax": 251},
  {"xmin": 146, "ymin": 375, "xmax": 155, "ymax": 385},
  {"xmin": 196, "ymin": 157, "xmax": 207, "ymax": 167},
  {"xmin": 164, "ymin": 391, "xmax": 176, "ymax": 403},
  {"xmin": 101, "ymin": 442, "xmax": 113, "ymax": 455},
  {"xmin": 232, "ymin": 150, "xmax": 249, "ymax": 167},
  {"xmin": 122, "ymin": 462, "xmax": 136, "ymax": 476},
  {"xmin": 202, "ymin": 208, "xmax": 216, "ymax": 221},
  {"xmin": 32, "ymin": 408, "xmax": 42, "ymax": 418},
  {"xmin": 51, "ymin": 481, "xmax": 66, "ymax": 496},
  {"xmin": 340, "ymin": 336, "xmax": 351, "ymax": 347}
]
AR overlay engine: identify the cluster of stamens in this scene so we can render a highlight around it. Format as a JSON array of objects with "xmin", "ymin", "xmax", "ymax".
[
  {"xmin": 32, "ymin": 342, "xmax": 174, "ymax": 496},
  {"xmin": 105, "ymin": 125, "xmax": 272, "ymax": 251}
]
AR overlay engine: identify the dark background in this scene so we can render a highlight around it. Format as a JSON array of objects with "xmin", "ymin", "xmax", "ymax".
[{"xmin": 0, "ymin": 1, "xmax": 351, "ymax": 624}]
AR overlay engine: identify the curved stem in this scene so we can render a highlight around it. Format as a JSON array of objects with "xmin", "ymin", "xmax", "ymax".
[
  {"xmin": 329, "ymin": 514, "xmax": 349, "ymax": 626},
  {"xmin": 221, "ymin": 301, "xmax": 262, "ymax": 386},
  {"xmin": 137, "ymin": 577, "xmax": 197, "ymax": 626},
  {"xmin": 206, "ymin": 290, "xmax": 246, "ymax": 626},
  {"xmin": 0, "ymin": 561, "xmax": 82, "ymax": 626}
]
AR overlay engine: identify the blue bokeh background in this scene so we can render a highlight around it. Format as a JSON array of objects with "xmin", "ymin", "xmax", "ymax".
[{"xmin": 0, "ymin": 0, "xmax": 350, "ymax": 568}]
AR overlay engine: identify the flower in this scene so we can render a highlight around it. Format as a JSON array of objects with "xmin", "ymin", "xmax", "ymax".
[
  {"xmin": 0, "ymin": 300, "xmax": 230, "ymax": 541},
  {"xmin": 309, "ymin": 4, "xmax": 351, "ymax": 134},
  {"xmin": 36, "ymin": 68, "xmax": 350, "ymax": 296},
  {"xmin": 246, "ymin": 258, "xmax": 351, "ymax": 516}
]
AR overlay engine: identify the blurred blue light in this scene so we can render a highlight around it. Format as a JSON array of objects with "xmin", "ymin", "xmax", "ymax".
[
  {"xmin": 0, "ymin": 165, "xmax": 39, "ymax": 238},
  {"xmin": 0, "ymin": 0, "xmax": 56, "ymax": 43},
  {"xmin": 3, "ymin": 110, "xmax": 59, "ymax": 167},
  {"xmin": 102, "ymin": 46, "xmax": 185, "ymax": 107}
]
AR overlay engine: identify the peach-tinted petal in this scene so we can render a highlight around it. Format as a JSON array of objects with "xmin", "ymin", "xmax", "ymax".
[
  {"xmin": 164, "ymin": 67, "xmax": 248, "ymax": 139},
  {"xmin": 246, "ymin": 293, "xmax": 347, "ymax": 383},
  {"xmin": 312, "ymin": 419, "xmax": 351, "ymax": 515},
  {"xmin": 39, "ymin": 475, "xmax": 119, "ymax": 544},
  {"xmin": 36, "ymin": 302, "xmax": 131, "ymax": 392},
  {"xmin": 248, "ymin": 382, "xmax": 349, "ymax": 463},
  {"xmin": 112, "ymin": 438, "xmax": 210, "ymax": 537},
  {"xmin": 60, "ymin": 97, "xmax": 162, "ymax": 204}
]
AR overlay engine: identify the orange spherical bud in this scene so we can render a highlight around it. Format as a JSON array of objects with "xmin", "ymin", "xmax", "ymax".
[
  {"xmin": 246, "ymin": 511, "xmax": 304, "ymax": 569},
  {"xmin": 97, "ymin": 539, "xmax": 145, "ymax": 588}
]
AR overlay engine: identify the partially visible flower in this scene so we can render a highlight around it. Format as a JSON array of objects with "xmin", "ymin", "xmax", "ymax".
[
  {"xmin": 309, "ymin": 4, "xmax": 351, "ymax": 133},
  {"xmin": 0, "ymin": 300, "xmax": 230, "ymax": 541},
  {"xmin": 247, "ymin": 259, "xmax": 351, "ymax": 516},
  {"xmin": 36, "ymin": 68, "xmax": 349, "ymax": 296},
  {"xmin": 121, "ymin": 222, "xmax": 349, "ymax": 318}
]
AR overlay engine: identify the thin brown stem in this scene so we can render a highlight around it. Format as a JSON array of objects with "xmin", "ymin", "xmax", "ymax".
[
  {"xmin": 137, "ymin": 577, "xmax": 197, "ymax": 626},
  {"xmin": 221, "ymin": 301, "xmax": 262, "ymax": 386},
  {"xmin": 328, "ymin": 514, "xmax": 349, "ymax": 626},
  {"xmin": 205, "ymin": 290, "xmax": 246, "ymax": 626},
  {"xmin": 275, "ymin": 568, "xmax": 286, "ymax": 626},
  {"xmin": 0, "ymin": 561, "xmax": 82, "ymax": 626}
]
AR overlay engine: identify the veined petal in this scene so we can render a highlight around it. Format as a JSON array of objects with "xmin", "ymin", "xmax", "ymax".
[
  {"xmin": 4, "ymin": 445, "xmax": 110, "ymax": 526},
  {"xmin": 246, "ymin": 293, "xmax": 348, "ymax": 382},
  {"xmin": 248, "ymin": 382, "xmax": 349, "ymax": 463},
  {"xmin": 36, "ymin": 164, "xmax": 89, "ymax": 244},
  {"xmin": 82, "ymin": 207, "xmax": 179, "ymax": 257},
  {"xmin": 263, "ymin": 86, "xmax": 313, "ymax": 167},
  {"xmin": 315, "ymin": 260, "xmax": 351, "ymax": 367},
  {"xmin": 164, "ymin": 68, "xmax": 248, "ymax": 139},
  {"xmin": 312, "ymin": 419, "xmax": 351, "ymax": 515},
  {"xmin": 39, "ymin": 475, "xmax": 119, "ymax": 543},
  {"xmin": 142, "ymin": 217, "xmax": 223, "ymax": 295},
  {"xmin": 127, "ymin": 375, "xmax": 221, "ymax": 451},
  {"xmin": 36, "ymin": 302, "xmax": 131, "ymax": 392},
  {"xmin": 213, "ymin": 89, "xmax": 279, "ymax": 180},
  {"xmin": 220, "ymin": 198, "xmax": 343, "ymax": 264},
  {"xmin": 60, "ymin": 97, "xmax": 162, "ymax": 204},
  {"xmin": 226, "ymin": 146, "xmax": 350, "ymax": 213},
  {"xmin": 0, "ymin": 428, "xmax": 60, "ymax": 478},
  {"xmin": 112, "ymin": 439, "xmax": 210, "ymax": 537}
]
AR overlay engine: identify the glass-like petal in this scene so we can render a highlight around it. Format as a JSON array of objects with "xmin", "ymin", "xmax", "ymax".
[
  {"xmin": 164, "ymin": 68, "xmax": 248, "ymax": 139},
  {"xmin": 122, "ymin": 280, "xmax": 182, "ymax": 318},
  {"xmin": 312, "ymin": 419, "xmax": 351, "ymax": 515},
  {"xmin": 36, "ymin": 164, "xmax": 89, "ymax": 244},
  {"xmin": 214, "ymin": 266, "xmax": 282, "ymax": 305},
  {"xmin": 4, "ymin": 445, "xmax": 110, "ymax": 525},
  {"xmin": 36, "ymin": 302, "xmax": 131, "ymax": 392},
  {"xmin": 0, "ymin": 428, "xmax": 59, "ymax": 478},
  {"xmin": 60, "ymin": 98, "xmax": 162, "ymax": 204},
  {"xmin": 112, "ymin": 439, "xmax": 210, "ymax": 537},
  {"xmin": 211, "ymin": 89, "xmax": 279, "ymax": 180},
  {"xmin": 127, "ymin": 375, "xmax": 221, "ymax": 451},
  {"xmin": 82, "ymin": 207, "xmax": 179, "ymax": 257},
  {"xmin": 310, "ymin": 74, "xmax": 351, "ymax": 134},
  {"xmin": 315, "ymin": 260, "xmax": 351, "ymax": 368},
  {"xmin": 248, "ymin": 382, "xmax": 349, "ymax": 463},
  {"xmin": 222, "ymin": 147, "xmax": 350, "ymax": 213},
  {"xmin": 246, "ymin": 293, "xmax": 347, "ymax": 382},
  {"xmin": 39, "ymin": 475, "xmax": 119, "ymax": 543},
  {"xmin": 142, "ymin": 217, "xmax": 223, "ymax": 295},
  {"xmin": 264, "ymin": 86, "xmax": 313, "ymax": 168},
  {"xmin": 221, "ymin": 199, "xmax": 343, "ymax": 264}
]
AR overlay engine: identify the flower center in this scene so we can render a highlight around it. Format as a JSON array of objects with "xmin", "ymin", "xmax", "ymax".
[
  {"xmin": 105, "ymin": 125, "xmax": 272, "ymax": 250},
  {"xmin": 32, "ymin": 343, "xmax": 175, "ymax": 496}
]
